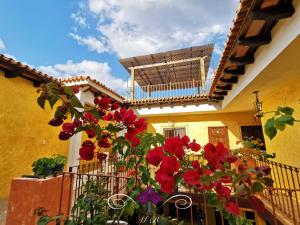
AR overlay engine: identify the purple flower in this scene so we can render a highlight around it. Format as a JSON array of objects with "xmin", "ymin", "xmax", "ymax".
[{"xmin": 136, "ymin": 186, "xmax": 163, "ymax": 205}]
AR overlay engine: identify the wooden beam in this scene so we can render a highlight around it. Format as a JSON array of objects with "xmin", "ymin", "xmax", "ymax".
[
  {"xmin": 130, "ymin": 68, "xmax": 135, "ymax": 100},
  {"xmin": 238, "ymin": 32, "xmax": 271, "ymax": 46},
  {"xmin": 251, "ymin": 2, "xmax": 294, "ymax": 21},
  {"xmin": 211, "ymin": 96, "xmax": 224, "ymax": 100},
  {"xmin": 230, "ymin": 55, "xmax": 254, "ymax": 65},
  {"xmin": 216, "ymin": 84, "xmax": 232, "ymax": 91},
  {"xmin": 224, "ymin": 66, "xmax": 245, "ymax": 75},
  {"xmin": 128, "ymin": 56, "xmax": 204, "ymax": 70},
  {"xmin": 199, "ymin": 57, "xmax": 207, "ymax": 94},
  {"xmin": 214, "ymin": 91, "xmax": 227, "ymax": 96},
  {"xmin": 220, "ymin": 76, "xmax": 238, "ymax": 84},
  {"xmin": 4, "ymin": 71, "xmax": 19, "ymax": 78}
]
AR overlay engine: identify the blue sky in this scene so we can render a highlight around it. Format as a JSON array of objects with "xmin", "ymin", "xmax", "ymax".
[{"xmin": 0, "ymin": 0, "xmax": 239, "ymax": 94}]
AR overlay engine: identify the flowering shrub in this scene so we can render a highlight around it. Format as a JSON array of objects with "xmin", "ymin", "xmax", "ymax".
[{"xmin": 37, "ymin": 82, "xmax": 273, "ymax": 224}]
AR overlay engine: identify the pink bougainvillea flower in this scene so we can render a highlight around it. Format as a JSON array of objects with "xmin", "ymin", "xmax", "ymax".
[
  {"xmin": 146, "ymin": 147, "xmax": 164, "ymax": 166},
  {"xmin": 183, "ymin": 170, "xmax": 200, "ymax": 185},
  {"xmin": 225, "ymin": 201, "xmax": 240, "ymax": 216},
  {"xmin": 256, "ymin": 166, "xmax": 271, "ymax": 176},
  {"xmin": 136, "ymin": 186, "xmax": 163, "ymax": 205},
  {"xmin": 188, "ymin": 139, "xmax": 201, "ymax": 152},
  {"xmin": 164, "ymin": 136, "xmax": 185, "ymax": 159}
]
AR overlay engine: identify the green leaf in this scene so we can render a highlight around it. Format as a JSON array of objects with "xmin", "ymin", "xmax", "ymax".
[
  {"xmin": 277, "ymin": 114, "xmax": 294, "ymax": 126},
  {"xmin": 264, "ymin": 118, "xmax": 277, "ymax": 139},
  {"xmin": 280, "ymin": 106, "xmax": 294, "ymax": 115},
  {"xmin": 127, "ymin": 178, "xmax": 135, "ymax": 190},
  {"xmin": 63, "ymin": 86, "xmax": 75, "ymax": 96},
  {"xmin": 122, "ymin": 201, "xmax": 136, "ymax": 218},
  {"xmin": 127, "ymin": 158, "xmax": 135, "ymax": 169},
  {"xmin": 37, "ymin": 96, "xmax": 46, "ymax": 109},
  {"xmin": 274, "ymin": 119, "xmax": 286, "ymax": 131},
  {"xmin": 47, "ymin": 82, "xmax": 58, "ymax": 90},
  {"xmin": 70, "ymin": 96, "xmax": 83, "ymax": 108},
  {"xmin": 158, "ymin": 216, "xmax": 172, "ymax": 225},
  {"xmin": 37, "ymin": 216, "xmax": 53, "ymax": 225},
  {"xmin": 48, "ymin": 96, "xmax": 59, "ymax": 109},
  {"xmin": 251, "ymin": 182, "xmax": 264, "ymax": 192}
]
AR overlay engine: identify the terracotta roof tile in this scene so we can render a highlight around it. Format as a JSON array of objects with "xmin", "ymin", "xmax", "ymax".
[{"xmin": 60, "ymin": 76, "xmax": 125, "ymax": 100}]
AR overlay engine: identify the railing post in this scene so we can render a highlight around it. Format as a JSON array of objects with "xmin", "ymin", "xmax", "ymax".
[
  {"xmin": 288, "ymin": 190, "xmax": 297, "ymax": 225},
  {"xmin": 130, "ymin": 68, "xmax": 135, "ymax": 100},
  {"xmin": 269, "ymin": 189, "xmax": 278, "ymax": 225}
]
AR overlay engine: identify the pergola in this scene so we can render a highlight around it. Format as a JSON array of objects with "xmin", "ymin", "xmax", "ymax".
[{"xmin": 120, "ymin": 44, "xmax": 214, "ymax": 100}]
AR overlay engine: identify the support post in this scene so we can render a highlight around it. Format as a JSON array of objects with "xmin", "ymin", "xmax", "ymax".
[
  {"xmin": 130, "ymin": 68, "xmax": 135, "ymax": 100},
  {"xmin": 199, "ymin": 57, "xmax": 207, "ymax": 95}
]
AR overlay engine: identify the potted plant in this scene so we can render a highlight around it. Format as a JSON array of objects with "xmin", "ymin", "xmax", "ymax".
[
  {"xmin": 32, "ymin": 157, "xmax": 55, "ymax": 177},
  {"xmin": 52, "ymin": 154, "xmax": 67, "ymax": 175}
]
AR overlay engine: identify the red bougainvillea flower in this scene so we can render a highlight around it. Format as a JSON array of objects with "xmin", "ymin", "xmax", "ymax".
[
  {"xmin": 191, "ymin": 160, "xmax": 202, "ymax": 172},
  {"xmin": 73, "ymin": 119, "xmax": 82, "ymax": 128},
  {"xmin": 98, "ymin": 138, "xmax": 111, "ymax": 148},
  {"xmin": 215, "ymin": 182, "xmax": 231, "ymax": 200},
  {"xmin": 204, "ymin": 143, "xmax": 229, "ymax": 170},
  {"xmin": 128, "ymin": 169, "xmax": 135, "ymax": 176},
  {"xmin": 113, "ymin": 111, "xmax": 122, "ymax": 122},
  {"xmin": 62, "ymin": 123, "xmax": 75, "ymax": 134},
  {"xmin": 181, "ymin": 135, "xmax": 190, "ymax": 146},
  {"xmin": 79, "ymin": 140, "xmax": 95, "ymax": 160},
  {"xmin": 125, "ymin": 133, "xmax": 140, "ymax": 147},
  {"xmin": 160, "ymin": 156, "xmax": 180, "ymax": 174},
  {"xmin": 226, "ymin": 155, "xmax": 238, "ymax": 163},
  {"xmin": 84, "ymin": 112, "xmax": 98, "ymax": 124},
  {"xmin": 183, "ymin": 170, "xmax": 200, "ymax": 185},
  {"xmin": 102, "ymin": 113, "xmax": 113, "ymax": 121},
  {"xmin": 164, "ymin": 137, "xmax": 185, "ymax": 159},
  {"xmin": 111, "ymin": 102, "xmax": 120, "ymax": 110},
  {"xmin": 121, "ymin": 109, "xmax": 137, "ymax": 126},
  {"xmin": 97, "ymin": 152, "xmax": 107, "ymax": 161},
  {"xmin": 127, "ymin": 127, "xmax": 138, "ymax": 135},
  {"xmin": 48, "ymin": 118, "xmax": 63, "ymax": 126},
  {"xmin": 146, "ymin": 147, "xmax": 164, "ymax": 166},
  {"xmin": 85, "ymin": 129, "xmax": 96, "ymax": 138},
  {"xmin": 134, "ymin": 118, "xmax": 147, "ymax": 132},
  {"xmin": 225, "ymin": 201, "xmax": 240, "ymax": 216},
  {"xmin": 94, "ymin": 97, "xmax": 111, "ymax": 110},
  {"xmin": 155, "ymin": 168, "xmax": 175, "ymax": 194},
  {"xmin": 188, "ymin": 139, "xmax": 201, "ymax": 152},
  {"xmin": 71, "ymin": 85, "xmax": 80, "ymax": 94},
  {"xmin": 59, "ymin": 131, "xmax": 71, "ymax": 140}
]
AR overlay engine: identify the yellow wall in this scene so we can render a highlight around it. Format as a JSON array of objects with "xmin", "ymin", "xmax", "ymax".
[
  {"xmin": 261, "ymin": 80, "xmax": 300, "ymax": 168},
  {"xmin": 146, "ymin": 111, "xmax": 258, "ymax": 150},
  {"xmin": 0, "ymin": 71, "xmax": 69, "ymax": 198}
]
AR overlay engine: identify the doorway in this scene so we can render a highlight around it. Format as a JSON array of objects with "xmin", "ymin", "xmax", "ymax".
[{"xmin": 208, "ymin": 126, "xmax": 230, "ymax": 149}]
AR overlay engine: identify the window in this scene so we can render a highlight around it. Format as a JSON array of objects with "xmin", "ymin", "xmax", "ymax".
[
  {"xmin": 240, "ymin": 125, "xmax": 266, "ymax": 150},
  {"xmin": 163, "ymin": 127, "xmax": 186, "ymax": 138}
]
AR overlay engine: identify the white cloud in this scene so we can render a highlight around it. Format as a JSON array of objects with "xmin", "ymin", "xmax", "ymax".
[
  {"xmin": 0, "ymin": 38, "xmax": 5, "ymax": 50},
  {"xmin": 70, "ymin": 32, "xmax": 108, "ymax": 53},
  {"xmin": 39, "ymin": 60, "xmax": 127, "ymax": 94},
  {"xmin": 71, "ymin": 13, "xmax": 88, "ymax": 28},
  {"xmin": 72, "ymin": 0, "xmax": 239, "ymax": 57}
]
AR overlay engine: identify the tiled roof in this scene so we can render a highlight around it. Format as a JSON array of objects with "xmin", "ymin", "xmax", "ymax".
[
  {"xmin": 0, "ymin": 54, "xmax": 57, "ymax": 82},
  {"xmin": 126, "ymin": 95, "xmax": 209, "ymax": 106},
  {"xmin": 60, "ymin": 76, "xmax": 125, "ymax": 100}
]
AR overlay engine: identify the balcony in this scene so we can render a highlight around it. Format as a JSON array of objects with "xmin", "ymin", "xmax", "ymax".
[{"xmin": 119, "ymin": 44, "xmax": 214, "ymax": 106}]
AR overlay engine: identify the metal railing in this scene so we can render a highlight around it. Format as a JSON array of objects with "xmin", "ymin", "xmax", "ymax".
[
  {"xmin": 250, "ymin": 156, "xmax": 300, "ymax": 224},
  {"xmin": 130, "ymin": 79, "xmax": 213, "ymax": 100}
]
